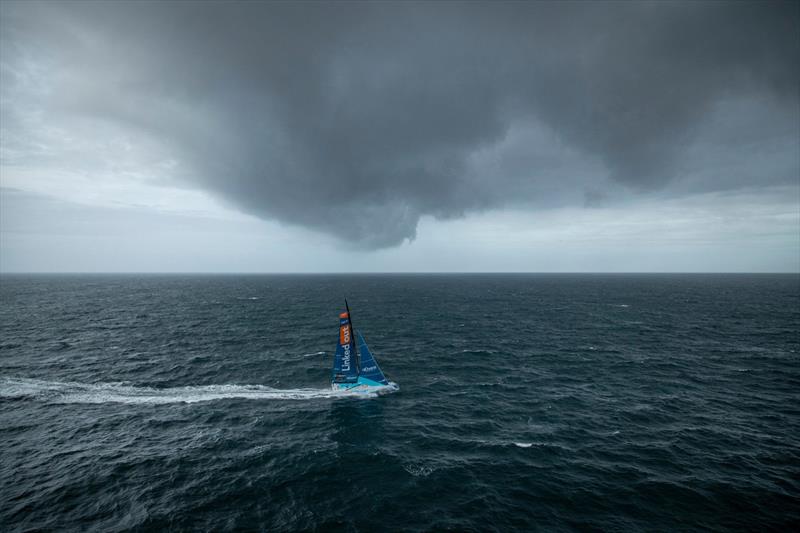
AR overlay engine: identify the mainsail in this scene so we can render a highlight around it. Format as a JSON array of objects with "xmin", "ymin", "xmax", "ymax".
[{"xmin": 331, "ymin": 311, "xmax": 359, "ymax": 383}]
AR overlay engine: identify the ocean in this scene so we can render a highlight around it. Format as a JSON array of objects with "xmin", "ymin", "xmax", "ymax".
[{"xmin": 1, "ymin": 274, "xmax": 798, "ymax": 531}]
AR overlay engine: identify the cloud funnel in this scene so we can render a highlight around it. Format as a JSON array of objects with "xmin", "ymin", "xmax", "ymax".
[{"xmin": 1, "ymin": 1, "xmax": 798, "ymax": 247}]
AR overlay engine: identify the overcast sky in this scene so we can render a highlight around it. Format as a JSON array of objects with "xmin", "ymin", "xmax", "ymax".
[{"xmin": 1, "ymin": 0, "xmax": 798, "ymax": 272}]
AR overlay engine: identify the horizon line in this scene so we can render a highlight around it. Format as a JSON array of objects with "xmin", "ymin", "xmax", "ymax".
[{"xmin": 1, "ymin": 271, "xmax": 798, "ymax": 276}]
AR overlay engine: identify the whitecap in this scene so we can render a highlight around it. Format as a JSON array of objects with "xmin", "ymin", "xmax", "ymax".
[{"xmin": 403, "ymin": 463, "xmax": 435, "ymax": 477}]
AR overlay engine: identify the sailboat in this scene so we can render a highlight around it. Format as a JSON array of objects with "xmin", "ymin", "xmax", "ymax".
[{"xmin": 331, "ymin": 301, "xmax": 396, "ymax": 393}]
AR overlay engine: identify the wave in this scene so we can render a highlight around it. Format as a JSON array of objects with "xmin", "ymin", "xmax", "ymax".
[
  {"xmin": 403, "ymin": 462, "xmax": 435, "ymax": 477},
  {"xmin": 0, "ymin": 377, "xmax": 395, "ymax": 404}
]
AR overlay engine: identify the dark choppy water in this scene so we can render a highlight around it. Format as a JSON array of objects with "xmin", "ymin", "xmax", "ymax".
[{"xmin": 1, "ymin": 274, "xmax": 798, "ymax": 531}]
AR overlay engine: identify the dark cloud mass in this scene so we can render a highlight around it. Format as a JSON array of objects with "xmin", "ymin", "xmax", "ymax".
[{"xmin": 2, "ymin": 1, "xmax": 798, "ymax": 247}]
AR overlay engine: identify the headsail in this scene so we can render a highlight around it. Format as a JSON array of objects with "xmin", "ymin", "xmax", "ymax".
[
  {"xmin": 356, "ymin": 331, "xmax": 389, "ymax": 385},
  {"xmin": 331, "ymin": 311, "xmax": 359, "ymax": 383}
]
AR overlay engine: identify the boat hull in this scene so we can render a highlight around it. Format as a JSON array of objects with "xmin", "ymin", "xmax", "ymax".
[{"xmin": 331, "ymin": 376, "xmax": 397, "ymax": 394}]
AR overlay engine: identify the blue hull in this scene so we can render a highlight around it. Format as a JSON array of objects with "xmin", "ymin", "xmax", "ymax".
[{"xmin": 331, "ymin": 376, "xmax": 397, "ymax": 394}]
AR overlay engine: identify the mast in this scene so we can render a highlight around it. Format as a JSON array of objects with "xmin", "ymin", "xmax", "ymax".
[{"xmin": 345, "ymin": 298, "xmax": 360, "ymax": 373}]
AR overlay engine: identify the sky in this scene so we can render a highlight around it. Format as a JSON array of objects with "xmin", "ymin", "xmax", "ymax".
[{"xmin": 1, "ymin": 0, "xmax": 798, "ymax": 273}]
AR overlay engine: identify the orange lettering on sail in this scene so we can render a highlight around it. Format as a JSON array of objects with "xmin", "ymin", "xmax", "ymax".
[{"xmin": 340, "ymin": 324, "xmax": 350, "ymax": 345}]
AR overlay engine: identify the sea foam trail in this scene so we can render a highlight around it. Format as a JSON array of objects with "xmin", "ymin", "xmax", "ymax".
[{"xmin": 0, "ymin": 377, "xmax": 394, "ymax": 404}]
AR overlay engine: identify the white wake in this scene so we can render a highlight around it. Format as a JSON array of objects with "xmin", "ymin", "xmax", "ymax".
[{"xmin": 0, "ymin": 377, "xmax": 394, "ymax": 404}]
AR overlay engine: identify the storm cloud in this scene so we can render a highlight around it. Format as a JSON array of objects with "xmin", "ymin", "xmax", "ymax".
[{"xmin": 2, "ymin": 1, "xmax": 798, "ymax": 247}]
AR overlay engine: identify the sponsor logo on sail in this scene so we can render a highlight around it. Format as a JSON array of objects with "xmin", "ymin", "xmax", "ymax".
[{"xmin": 340, "ymin": 324, "xmax": 351, "ymax": 371}]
